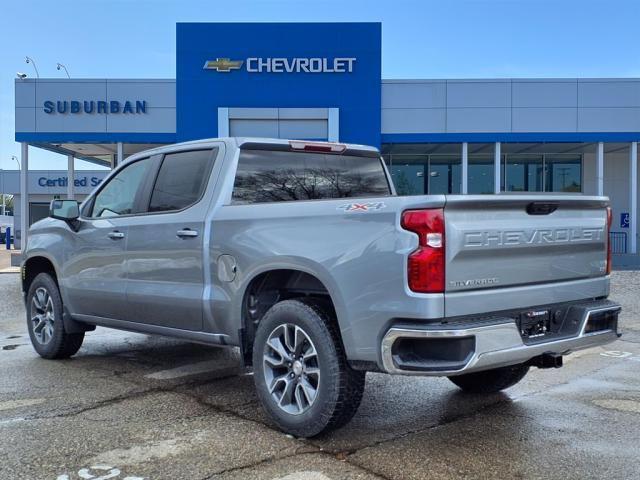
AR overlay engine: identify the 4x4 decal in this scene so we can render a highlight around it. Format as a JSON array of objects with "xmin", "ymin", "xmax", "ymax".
[{"xmin": 337, "ymin": 202, "xmax": 387, "ymax": 212}]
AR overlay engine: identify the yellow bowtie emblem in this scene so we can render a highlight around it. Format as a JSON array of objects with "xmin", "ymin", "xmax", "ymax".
[{"xmin": 203, "ymin": 58, "xmax": 244, "ymax": 72}]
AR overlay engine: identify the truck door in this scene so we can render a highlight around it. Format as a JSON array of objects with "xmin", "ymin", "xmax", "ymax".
[
  {"xmin": 63, "ymin": 157, "xmax": 154, "ymax": 320},
  {"xmin": 122, "ymin": 147, "xmax": 219, "ymax": 331}
]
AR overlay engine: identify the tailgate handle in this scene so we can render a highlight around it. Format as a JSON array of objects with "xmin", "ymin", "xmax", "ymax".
[{"xmin": 526, "ymin": 202, "xmax": 558, "ymax": 215}]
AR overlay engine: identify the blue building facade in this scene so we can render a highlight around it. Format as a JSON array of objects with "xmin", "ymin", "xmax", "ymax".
[{"xmin": 12, "ymin": 22, "xmax": 640, "ymax": 253}]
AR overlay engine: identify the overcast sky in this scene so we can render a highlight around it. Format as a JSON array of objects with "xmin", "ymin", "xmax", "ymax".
[{"xmin": 1, "ymin": 0, "xmax": 638, "ymax": 170}]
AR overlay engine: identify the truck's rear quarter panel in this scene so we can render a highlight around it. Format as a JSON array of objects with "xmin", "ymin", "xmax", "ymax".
[{"xmin": 211, "ymin": 194, "xmax": 446, "ymax": 362}]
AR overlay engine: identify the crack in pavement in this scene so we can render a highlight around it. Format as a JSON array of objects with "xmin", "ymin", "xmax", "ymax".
[
  {"xmin": 4, "ymin": 374, "xmax": 236, "ymax": 423},
  {"xmin": 198, "ymin": 449, "xmax": 390, "ymax": 480},
  {"xmin": 335, "ymin": 395, "xmax": 515, "ymax": 458}
]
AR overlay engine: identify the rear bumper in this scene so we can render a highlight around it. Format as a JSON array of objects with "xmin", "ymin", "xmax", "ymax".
[{"xmin": 381, "ymin": 300, "xmax": 621, "ymax": 376}]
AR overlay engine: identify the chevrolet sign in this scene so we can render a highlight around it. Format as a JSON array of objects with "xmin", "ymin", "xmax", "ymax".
[{"xmin": 204, "ymin": 57, "xmax": 356, "ymax": 73}]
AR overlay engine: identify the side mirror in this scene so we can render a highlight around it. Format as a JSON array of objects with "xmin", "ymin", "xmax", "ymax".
[{"xmin": 50, "ymin": 199, "xmax": 79, "ymax": 221}]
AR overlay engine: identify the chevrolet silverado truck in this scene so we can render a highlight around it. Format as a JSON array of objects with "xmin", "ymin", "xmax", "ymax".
[{"xmin": 21, "ymin": 137, "xmax": 621, "ymax": 437}]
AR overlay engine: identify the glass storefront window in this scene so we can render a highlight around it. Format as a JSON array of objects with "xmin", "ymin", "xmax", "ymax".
[
  {"xmin": 383, "ymin": 144, "xmax": 583, "ymax": 195},
  {"xmin": 386, "ymin": 155, "xmax": 427, "ymax": 195},
  {"xmin": 468, "ymin": 155, "xmax": 494, "ymax": 194},
  {"xmin": 429, "ymin": 155, "xmax": 461, "ymax": 194},
  {"xmin": 545, "ymin": 155, "xmax": 581, "ymax": 192},
  {"xmin": 504, "ymin": 154, "xmax": 544, "ymax": 192},
  {"xmin": 382, "ymin": 144, "xmax": 463, "ymax": 195}
]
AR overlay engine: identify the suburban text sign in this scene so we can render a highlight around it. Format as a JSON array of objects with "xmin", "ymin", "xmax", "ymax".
[{"xmin": 43, "ymin": 100, "xmax": 147, "ymax": 115}]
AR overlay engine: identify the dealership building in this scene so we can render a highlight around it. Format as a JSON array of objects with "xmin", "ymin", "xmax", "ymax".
[{"xmin": 13, "ymin": 22, "xmax": 640, "ymax": 254}]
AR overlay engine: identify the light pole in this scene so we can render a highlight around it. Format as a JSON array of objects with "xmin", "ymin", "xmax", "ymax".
[
  {"xmin": 8, "ymin": 156, "xmax": 19, "ymax": 216},
  {"xmin": 25, "ymin": 56, "xmax": 39, "ymax": 78},
  {"xmin": 1, "ymin": 169, "xmax": 4, "ymax": 216},
  {"xmin": 56, "ymin": 63, "xmax": 70, "ymax": 78}
]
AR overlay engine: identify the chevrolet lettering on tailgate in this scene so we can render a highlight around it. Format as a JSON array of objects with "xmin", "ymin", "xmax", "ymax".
[{"xmin": 463, "ymin": 227, "xmax": 604, "ymax": 248}]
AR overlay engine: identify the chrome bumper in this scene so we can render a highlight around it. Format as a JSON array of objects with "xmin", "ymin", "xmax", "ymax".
[{"xmin": 381, "ymin": 303, "xmax": 621, "ymax": 376}]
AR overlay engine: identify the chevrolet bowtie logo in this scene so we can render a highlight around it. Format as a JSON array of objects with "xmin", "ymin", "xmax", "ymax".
[{"xmin": 203, "ymin": 58, "xmax": 244, "ymax": 72}]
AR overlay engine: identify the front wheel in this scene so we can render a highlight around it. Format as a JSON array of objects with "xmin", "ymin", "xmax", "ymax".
[
  {"xmin": 26, "ymin": 273, "xmax": 84, "ymax": 359},
  {"xmin": 252, "ymin": 298, "xmax": 365, "ymax": 437},
  {"xmin": 448, "ymin": 363, "xmax": 529, "ymax": 394}
]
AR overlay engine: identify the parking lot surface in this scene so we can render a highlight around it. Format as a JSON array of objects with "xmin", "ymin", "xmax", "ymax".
[{"xmin": 1, "ymin": 272, "xmax": 639, "ymax": 480}]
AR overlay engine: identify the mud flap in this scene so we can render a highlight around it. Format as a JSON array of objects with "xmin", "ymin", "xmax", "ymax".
[{"xmin": 63, "ymin": 308, "xmax": 96, "ymax": 333}]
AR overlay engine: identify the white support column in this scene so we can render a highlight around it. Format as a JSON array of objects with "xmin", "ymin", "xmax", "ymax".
[
  {"xmin": 328, "ymin": 108, "xmax": 340, "ymax": 142},
  {"xmin": 20, "ymin": 143, "xmax": 28, "ymax": 251},
  {"xmin": 494, "ymin": 142, "xmax": 501, "ymax": 194},
  {"xmin": 116, "ymin": 142, "xmax": 124, "ymax": 168},
  {"xmin": 630, "ymin": 141, "xmax": 638, "ymax": 254},
  {"xmin": 461, "ymin": 142, "xmax": 468, "ymax": 194},
  {"xmin": 1, "ymin": 170, "xmax": 5, "ymax": 216},
  {"xmin": 217, "ymin": 108, "xmax": 229, "ymax": 137},
  {"xmin": 597, "ymin": 141, "xmax": 604, "ymax": 196},
  {"xmin": 67, "ymin": 155, "xmax": 75, "ymax": 199}
]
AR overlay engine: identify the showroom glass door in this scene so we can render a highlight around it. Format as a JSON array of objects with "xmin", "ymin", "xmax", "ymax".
[
  {"xmin": 428, "ymin": 155, "xmax": 461, "ymax": 194},
  {"xmin": 388, "ymin": 155, "xmax": 428, "ymax": 195},
  {"xmin": 504, "ymin": 154, "xmax": 544, "ymax": 192},
  {"xmin": 545, "ymin": 155, "xmax": 582, "ymax": 192}
]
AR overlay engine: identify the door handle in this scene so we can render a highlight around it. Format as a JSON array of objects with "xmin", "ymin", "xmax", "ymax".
[
  {"xmin": 176, "ymin": 229, "xmax": 199, "ymax": 238},
  {"xmin": 107, "ymin": 231, "xmax": 125, "ymax": 240}
]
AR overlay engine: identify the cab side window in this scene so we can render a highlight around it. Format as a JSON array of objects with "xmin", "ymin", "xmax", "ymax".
[
  {"xmin": 148, "ymin": 149, "xmax": 216, "ymax": 213},
  {"xmin": 90, "ymin": 158, "xmax": 151, "ymax": 218}
]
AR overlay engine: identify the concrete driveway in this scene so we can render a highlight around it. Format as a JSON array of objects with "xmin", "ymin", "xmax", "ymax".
[{"xmin": 1, "ymin": 272, "xmax": 639, "ymax": 479}]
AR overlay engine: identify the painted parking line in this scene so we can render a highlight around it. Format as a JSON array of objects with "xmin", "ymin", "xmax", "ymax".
[
  {"xmin": 275, "ymin": 473, "xmax": 333, "ymax": 480},
  {"xmin": 144, "ymin": 360, "xmax": 227, "ymax": 380},
  {"xmin": 0, "ymin": 398, "xmax": 45, "ymax": 411}
]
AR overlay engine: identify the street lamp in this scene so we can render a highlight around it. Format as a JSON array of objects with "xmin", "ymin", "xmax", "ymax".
[
  {"xmin": 56, "ymin": 63, "xmax": 70, "ymax": 78},
  {"xmin": 1, "ymin": 169, "xmax": 4, "ymax": 216},
  {"xmin": 11, "ymin": 156, "xmax": 20, "ymax": 169},
  {"xmin": 25, "ymin": 56, "xmax": 39, "ymax": 78}
]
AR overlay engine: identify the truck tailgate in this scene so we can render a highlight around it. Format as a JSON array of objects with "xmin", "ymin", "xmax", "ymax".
[{"xmin": 444, "ymin": 195, "xmax": 609, "ymax": 298}]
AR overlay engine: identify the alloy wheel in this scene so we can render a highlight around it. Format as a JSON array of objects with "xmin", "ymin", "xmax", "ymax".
[
  {"xmin": 30, "ymin": 287, "xmax": 55, "ymax": 345},
  {"xmin": 263, "ymin": 323, "xmax": 320, "ymax": 415}
]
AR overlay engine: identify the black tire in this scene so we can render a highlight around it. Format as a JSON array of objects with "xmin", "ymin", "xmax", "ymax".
[
  {"xmin": 26, "ymin": 273, "xmax": 84, "ymax": 359},
  {"xmin": 448, "ymin": 363, "xmax": 529, "ymax": 394},
  {"xmin": 252, "ymin": 298, "xmax": 365, "ymax": 437}
]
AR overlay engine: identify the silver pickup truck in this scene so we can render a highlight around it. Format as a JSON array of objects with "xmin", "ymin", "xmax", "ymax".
[{"xmin": 22, "ymin": 137, "xmax": 621, "ymax": 437}]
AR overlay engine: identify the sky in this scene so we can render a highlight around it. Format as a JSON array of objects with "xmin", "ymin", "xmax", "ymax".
[{"xmin": 0, "ymin": 0, "xmax": 638, "ymax": 171}]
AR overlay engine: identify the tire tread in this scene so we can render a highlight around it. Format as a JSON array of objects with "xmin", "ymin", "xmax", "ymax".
[
  {"xmin": 252, "ymin": 297, "xmax": 365, "ymax": 437},
  {"xmin": 27, "ymin": 273, "xmax": 84, "ymax": 360}
]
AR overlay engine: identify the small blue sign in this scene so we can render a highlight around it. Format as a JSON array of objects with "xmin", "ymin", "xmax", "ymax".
[{"xmin": 621, "ymin": 212, "xmax": 629, "ymax": 228}]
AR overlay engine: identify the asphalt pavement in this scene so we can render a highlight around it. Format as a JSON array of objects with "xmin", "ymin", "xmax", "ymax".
[{"xmin": 1, "ymin": 272, "xmax": 639, "ymax": 480}]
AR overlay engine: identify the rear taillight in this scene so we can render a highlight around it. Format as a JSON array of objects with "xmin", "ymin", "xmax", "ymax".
[
  {"xmin": 401, "ymin": 208, "xmax": 445, "ymax": 293},
  {"xmin": 606, "ymin": 206, "xmax": 612, "ymax": 275}
]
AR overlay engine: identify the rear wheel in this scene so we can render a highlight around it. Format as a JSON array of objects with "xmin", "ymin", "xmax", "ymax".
[
  {"xmin": 26, "ymin": 273, "xmax": 84, "ymax": 359},
  {"xmin": 252, "ymin": 298, "xmax": 365, "ymax": 437},
  {"xmin": 448, "ymin": 363, "xmax": 529, "ymax": 393}
]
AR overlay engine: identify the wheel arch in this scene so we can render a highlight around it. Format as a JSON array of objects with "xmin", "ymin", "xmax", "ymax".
[
  {"xmin": 22, "ymin": 254, "xmax": 59, "ymax": 295},
  {"xmin": 22, "ymin": 253, "xmax": 93, "ymax": 334},
  {"xmin": 238, "ymin": 263, "xmax": 349, "ymax": 366}
]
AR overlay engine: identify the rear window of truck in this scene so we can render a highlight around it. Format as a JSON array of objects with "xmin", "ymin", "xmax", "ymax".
[{"xmin": 232, "ymin": 149, "xmax": 391, "ymax": 204}]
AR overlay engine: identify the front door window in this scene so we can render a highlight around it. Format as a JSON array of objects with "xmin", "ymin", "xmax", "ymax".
[{"xmin": 90, "ymin": 158, "xmax": 152, "ymax": 217}]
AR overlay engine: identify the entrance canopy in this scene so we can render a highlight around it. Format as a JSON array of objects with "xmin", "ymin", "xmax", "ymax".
[{"xmin": 31, "ymin": 142, "xmax": 169, "ymax": 167}]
